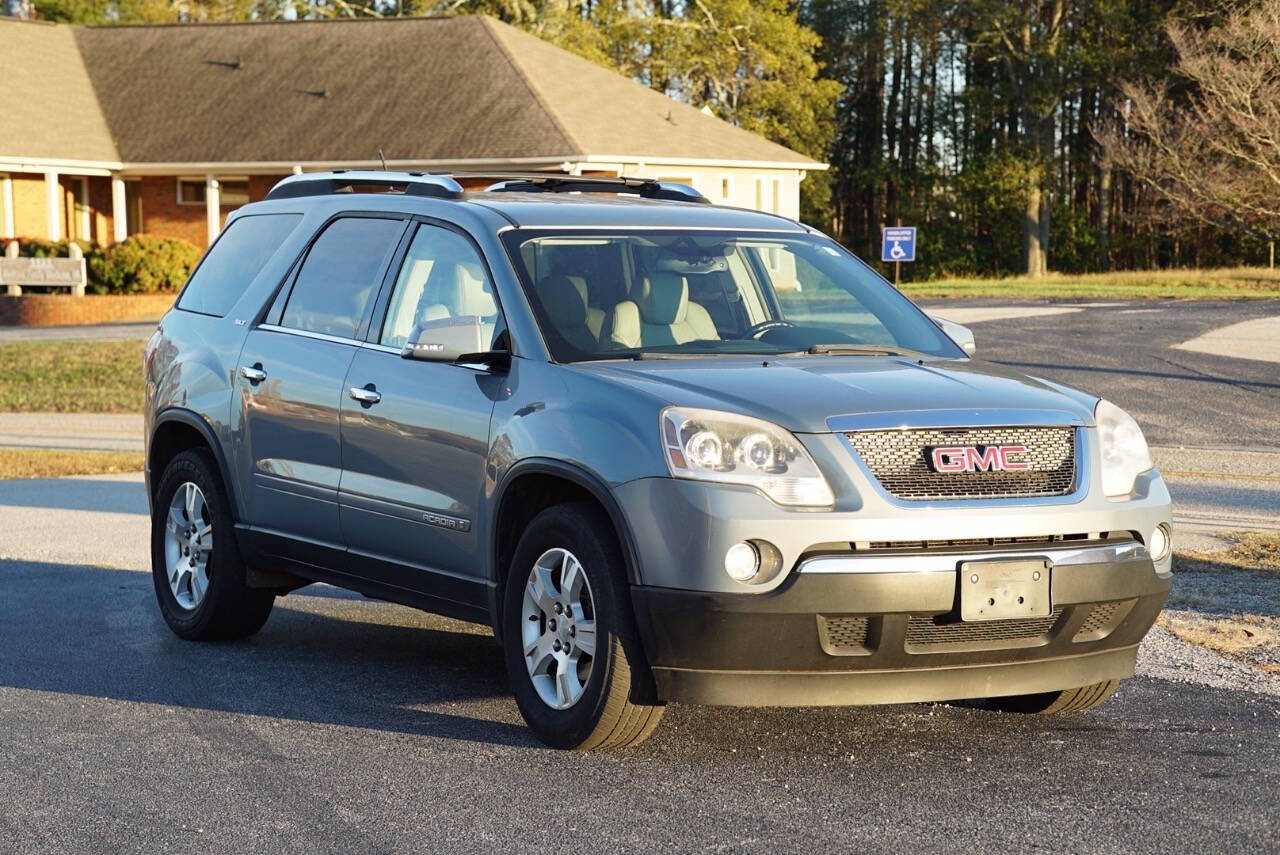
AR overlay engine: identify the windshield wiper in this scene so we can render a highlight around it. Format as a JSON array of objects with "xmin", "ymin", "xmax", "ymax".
[{"xmin": 805, "ymin": 344, "xmax": 924, "ymax": 357}]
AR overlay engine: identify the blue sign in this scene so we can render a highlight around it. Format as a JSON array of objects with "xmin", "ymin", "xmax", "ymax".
[{"xmin": 881, "ymin": 227, "xmax": 917, "ymax": 263}]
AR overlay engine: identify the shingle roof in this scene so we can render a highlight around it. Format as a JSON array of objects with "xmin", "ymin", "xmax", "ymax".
[
  {"xmin": 1, "ymin": 19, "xmax": 121, "ymax": 162},
  {"xmin": 0, "ymin": 16, "xmax": 821, "ymax": 169}
]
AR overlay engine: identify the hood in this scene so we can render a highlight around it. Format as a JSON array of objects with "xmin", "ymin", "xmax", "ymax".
[{"xmin": 575, "ymin": 355, "xmax": 1097, "ymax": 433}]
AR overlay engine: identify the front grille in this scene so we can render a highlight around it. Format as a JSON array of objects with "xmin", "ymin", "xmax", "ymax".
[
  {"xmin": 817, "ymin": 616, "xmax": 870, "ymax": 655},
  {"xmin": 1072, "ymin": 599, "xmax": 1136, "ymax": 642},
  {"xmin": 906, "ymin": 609, "xmax": 1064, "ymax": 648},
  {"xmin": 846, "ymin": 426, "xmax": 1076, "ymax": 500}
]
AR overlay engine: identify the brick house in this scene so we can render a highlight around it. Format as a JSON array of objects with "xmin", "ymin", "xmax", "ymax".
[{"xmin": 1, "ymin": 15, "xmax": 826, "ymax": 249}]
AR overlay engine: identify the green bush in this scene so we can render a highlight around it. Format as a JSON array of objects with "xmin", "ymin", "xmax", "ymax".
[{"xmin": 88, "ymin": 234, "xmax": 202, "ymax": 295}]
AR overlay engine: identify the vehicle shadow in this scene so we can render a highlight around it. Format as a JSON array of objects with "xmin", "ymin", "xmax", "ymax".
[{"xmin": 0, "ymin": 559, "xmax": 536, "ymax": 748}]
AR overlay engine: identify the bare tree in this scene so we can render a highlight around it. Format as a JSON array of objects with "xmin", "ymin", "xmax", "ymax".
[{"xmin": 1101, "ymin": 0, "xmax": 1280, "ymax": 243}]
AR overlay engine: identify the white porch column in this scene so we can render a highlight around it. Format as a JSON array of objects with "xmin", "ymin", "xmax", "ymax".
[
  {"xmin": 44, "ymin": 170, "xmax": 60, "ymax": 240},
  {"xmin": 204, "ymin": 175, "xmax": 220, "ymax": 245},
  {"xmin": 1, "ymin": 174, "xmax": 14, "ymax": 239},
  {"xmin": 111, "ymin": 174, "xmax": 128, "ymax": 243}
]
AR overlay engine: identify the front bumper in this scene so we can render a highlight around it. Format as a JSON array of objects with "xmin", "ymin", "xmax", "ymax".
[{"xmin": 630, "ymin": 540, "xmax": 1170, "ymax": 706}]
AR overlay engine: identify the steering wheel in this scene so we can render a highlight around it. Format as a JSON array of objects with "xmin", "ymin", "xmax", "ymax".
[{"xmin": 746, "ymin": 319, "xmax": 796, "ymax": 340}]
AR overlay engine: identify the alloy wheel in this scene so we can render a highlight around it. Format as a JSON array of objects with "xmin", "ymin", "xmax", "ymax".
[
  {"xmin": 520, "ymin": 547, "xmax": 598, "ymax": 710},
  {"xmin": 163, "ymin": 481, "xmax": 213, "ymax": 610}
]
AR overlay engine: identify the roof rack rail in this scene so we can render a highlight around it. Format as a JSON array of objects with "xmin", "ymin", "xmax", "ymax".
[
  {"xmin": 265, "ymin": 170, "xmax": 464, "ymax": 201},
  {"xmin": 481, "ymin": 174, "xmax": 711, "ymax": 205}
]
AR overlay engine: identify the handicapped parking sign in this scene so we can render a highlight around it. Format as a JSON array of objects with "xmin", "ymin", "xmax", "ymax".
[{"xmin": 881, "ymin": 226, "xmax": 917, "ymax": 263}]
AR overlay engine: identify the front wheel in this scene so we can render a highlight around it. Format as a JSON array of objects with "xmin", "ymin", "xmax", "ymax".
[
  {"xmin": 501, "ymin": 503, "xmax": 664, "ymax": 750},
  {"xmin": 985, "ymin": 679, "xmax": 1119, "ymax": 714}
]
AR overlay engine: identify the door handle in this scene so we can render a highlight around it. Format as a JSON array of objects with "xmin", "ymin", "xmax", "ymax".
[
  {"xmin": 348, "ymin": 386, "xmax": 381, "ymax": 405},
  {"xmin": 240, "ymin": 365, "xmax": 267, "ymax": 384}
]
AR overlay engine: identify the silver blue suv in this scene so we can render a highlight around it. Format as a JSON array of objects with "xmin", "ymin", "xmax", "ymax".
[{"xmin": 144, "ymin": 171, "xmax": 1172, "ymax": 749}]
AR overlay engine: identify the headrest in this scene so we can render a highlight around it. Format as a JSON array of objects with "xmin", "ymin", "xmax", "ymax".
[
  {"xmin": 637, "ymin": 272, "xmax": 688, "ymax": 325},
  {"xmin": 539, "ymin": 274, "xmax": 588, "ymax": 326}
]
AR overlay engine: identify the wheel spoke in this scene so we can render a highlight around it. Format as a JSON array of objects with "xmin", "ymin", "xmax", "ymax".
[
  {"xmin": 561, "ymin": 554, "xmax": 584, "ymax": 604},
  {"xmin": 189, "ymin": 564, "xmax": 206, "ymax": 603},
  {"xmin": 526, "ymin": 563, "xmax": 557, "ymax": 615},
  {"xmin": 527, "ymin": 639, "xmax": 556, "ymax": 677},
  {"xmin": 573, "ymin": 619, "xmax": 596, "ymax": 657},
  {"xmin": 167, "ymin": 505, "xmax": 185, "ymax": 534},
  {"xmin": 555, "ymin": 662, "xmax": 581, "ymax": 708},
  {"xmin": 183, "ymin": 482, "xmax": 199, "ymax": 522}
]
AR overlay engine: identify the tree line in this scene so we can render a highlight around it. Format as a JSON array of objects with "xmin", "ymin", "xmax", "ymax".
[{"xmin": 30, "ymin": 0, "xmax": 1279, "ymax": 278}]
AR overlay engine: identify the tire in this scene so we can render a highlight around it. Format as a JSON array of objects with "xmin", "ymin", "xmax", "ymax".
[
  {"xmin": 151, "ymin": 448, "xmax": 274, "ymax": 641},
  {"xmin": 985, "ymin": 679, "xmax": 1119, "ymax": 714},
  {"xmin": 501, "ymin": 502, "xmax": 664, "ymax": 750}
]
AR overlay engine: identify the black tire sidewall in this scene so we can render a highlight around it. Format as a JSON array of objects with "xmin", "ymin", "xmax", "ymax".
[
  {"xmin": 150, "ymin": 449, "xmax": 244, "ymax": 639},
  {"xmin": 501, "ymin": 503, "xmax": 632, "ymax": 748}
]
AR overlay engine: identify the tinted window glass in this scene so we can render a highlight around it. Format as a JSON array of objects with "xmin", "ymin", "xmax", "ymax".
[
  {"xmin": 177, "ymin": 213, "xmax": 301, "ymax": 317},
  {"xmin": 281, "ymin": 217, "xmax": 403, "ymax": 339},
  {"xmin": 380, "ymin": 224, "xmax": 501, "ymax": 348}
]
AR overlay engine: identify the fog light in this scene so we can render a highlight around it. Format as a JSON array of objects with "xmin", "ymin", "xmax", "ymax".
[
  {"xmin": 1149, "ymin": 524, "xmax": 1171, "ymax": 562},
  {"xmin": 724, "ymin": 541, "xmax": 761, "ymax": 582}
]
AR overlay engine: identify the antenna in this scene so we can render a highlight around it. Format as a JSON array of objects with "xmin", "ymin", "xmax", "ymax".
[{"xmin": 378, "ymin": 148, "xmax": 388, "ymax": 171}]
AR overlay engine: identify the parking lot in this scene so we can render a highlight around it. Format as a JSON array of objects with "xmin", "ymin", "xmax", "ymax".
[{"xmin": 1, "ymin": 299, "xmax": 1278, "ymax": 852}]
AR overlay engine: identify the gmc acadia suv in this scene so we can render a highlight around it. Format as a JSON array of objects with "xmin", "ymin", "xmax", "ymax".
[{"xmin": 144, "ymin": 171, "xmax": 1172, "ymax": 749}]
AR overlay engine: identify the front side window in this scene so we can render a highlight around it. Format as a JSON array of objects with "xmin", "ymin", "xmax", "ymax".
[
  {"xmin": 502, "ymin": 230, "xmax": 963, "ymax": 362},
  {"xmin": 177, "ymin": 213, "xmax": 302, "ymax": 317},
  {"xmin": 379, "ymin": 223, "xmax": 502, "ymax": 349},
  {"xmin": 280, "ymin": 217, "xmax": 403, "ymax": 339}
]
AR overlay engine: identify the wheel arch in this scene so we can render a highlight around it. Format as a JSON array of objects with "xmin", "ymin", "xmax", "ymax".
[
  {"xmin": 489, "ymin": 458, "xmax": 644, "ymax": 631},
  {"xmin": 149, "ymin": 408, "xmax": 241, "ymax": 521}
]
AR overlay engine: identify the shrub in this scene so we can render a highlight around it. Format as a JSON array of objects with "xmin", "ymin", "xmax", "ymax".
[{"xmin": 89, "ymin": 234, "xmax": 202, "ymax": 295}]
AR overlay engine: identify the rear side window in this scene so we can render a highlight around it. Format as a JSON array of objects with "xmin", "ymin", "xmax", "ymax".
[
  {"xmin": 177, "ymin": 213, "xmax": 302, "ymax": 317},
  {"xmin": 280, "ymin": 217, "xmax": 403, "ymax": 340}
]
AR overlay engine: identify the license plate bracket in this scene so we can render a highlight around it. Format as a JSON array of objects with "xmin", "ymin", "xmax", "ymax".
[{"xmin": 960, "ymin": 559, "xmax": 1051, "ymax": 622}]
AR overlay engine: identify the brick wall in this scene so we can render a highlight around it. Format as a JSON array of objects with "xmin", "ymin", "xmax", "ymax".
[
  {"xmin": 11, "ymin": 174, "xmax": 46, "ymax": 238},
  {"xmin": 88, "ymin": 176, "xmax": 115, "ymax": 244},
  {"xmin": 138, "ymin": 176, "xmax": 206, "ymax": 247},
  {"xmin": 0, "ymin": 293, "xmax": 174, "ymax": 326}
]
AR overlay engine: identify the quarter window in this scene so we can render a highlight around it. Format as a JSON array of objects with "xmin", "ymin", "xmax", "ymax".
[
  {"xmin": 177, "ymin": 213, "xmax": 302, "ymax": 317},
  {"xmin": 281, "ymin": 217, "xmax": 403, "ymax": 340}
]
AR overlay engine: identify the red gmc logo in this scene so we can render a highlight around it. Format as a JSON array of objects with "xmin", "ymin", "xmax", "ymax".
[{"xmin": 929, "ymin": 445, "xmax": 1030, "ymax": 473}]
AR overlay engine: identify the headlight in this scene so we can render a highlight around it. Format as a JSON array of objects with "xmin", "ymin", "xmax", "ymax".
[
  {"xmin": 661, "ymin": 407, "xmax": 835, "ymax": 507},
  {"xmin": 1095, "ymin": 399, "xmax": 1154, "ymax": 498}
]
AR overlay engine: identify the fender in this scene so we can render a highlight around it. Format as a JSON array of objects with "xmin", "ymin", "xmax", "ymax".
[
  {"xmin": 488, "ymin": 457, "xmax": 646, "ymax": 622},
  {"xmin": 150, "ymin": 407, "xmax": 242, "ymax": 522}
]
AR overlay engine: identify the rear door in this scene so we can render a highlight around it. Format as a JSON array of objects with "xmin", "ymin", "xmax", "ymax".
[
  {"xmin": 336, "ymin": 221, "xmax": 506, "ymax": 610},
  {"xmin": 234, "ymin": 214, "xmax": 407, "ymax": 559}
]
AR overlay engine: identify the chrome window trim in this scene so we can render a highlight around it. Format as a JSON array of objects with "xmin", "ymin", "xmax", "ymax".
[
  {"xmin": 798, "ymin": 540, "xmax": 1149, "ymax": 575},
  {"xmin": 835, "ymin": 426, "xmax": 1091, "ymax": 509},
  {"xmin": 257, "ymin": 323, "xmax": 403, "ymax": 355},
  {"xmin": 826, "ymin": 408, "xmax": 1090, "ymax": 432}
]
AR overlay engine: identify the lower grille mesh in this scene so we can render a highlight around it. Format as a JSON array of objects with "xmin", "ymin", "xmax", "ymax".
[
  {"xmin": 846, "ymin": 426, "xmax": 1076, "ymax": 500},
  {"xmin": 906, "ymin": 609, "xmax": 1064, "ymax": 646}
]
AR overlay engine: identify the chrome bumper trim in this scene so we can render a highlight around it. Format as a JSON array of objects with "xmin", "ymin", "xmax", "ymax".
[{"xmin": 797, "ymin": 540, "xmax": 1149, "ymax": 575}]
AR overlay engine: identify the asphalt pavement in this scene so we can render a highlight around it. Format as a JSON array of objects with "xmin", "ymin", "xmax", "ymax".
[{"xmin": 0, "ymin": 474, "xmax": 1278, "ymax": 852}]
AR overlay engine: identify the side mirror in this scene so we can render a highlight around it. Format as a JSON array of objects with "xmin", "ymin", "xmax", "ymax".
[
  {"xmin": 402, "ymin": 315, "xmax": 510, "ymax": 371},
  {"xmin": 932, "ymin": 316, "xmax": 976, "ymax": 357}
]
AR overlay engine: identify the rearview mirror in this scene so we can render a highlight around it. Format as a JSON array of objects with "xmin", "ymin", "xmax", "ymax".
[
  {"xmin": 931, "ymin": 316, "xmax": 976, "ymax": 357},
  {"xmin": 402, "ymin": 315, "xmax": 485, "ymax": 362}
]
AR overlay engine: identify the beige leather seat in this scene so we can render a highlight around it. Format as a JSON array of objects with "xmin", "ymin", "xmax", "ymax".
[
  {"xmin": 561, "ymin": 275, "xmax": 605, "ymax": 342},
  {"xmin": 606, "ymin": 271, "xmax": 719, "ymax": 349},
  {"xmin": 538, "ymin": 274, "xmax": 600, "ymax": 352}
]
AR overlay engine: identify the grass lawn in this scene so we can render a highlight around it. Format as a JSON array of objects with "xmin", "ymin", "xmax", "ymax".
[
  {"xmin": 901, "ymin": 266, "xmax": 1280, "ymax": 300},
  {"xmin": 0, "ymin": 448, "xmax": 144, "ymax": 479},
  {"xmin": 1161, "ymin": 532, "xmax": 1280, "ymax": 672},
  {"xmin": 0, "ymin": 339, "xmax": 146, "ymax": 413}
]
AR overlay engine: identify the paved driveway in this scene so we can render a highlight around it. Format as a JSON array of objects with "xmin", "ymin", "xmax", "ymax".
[{"xmin": 0, "ymin": 474, "xmax": 1277, "ymax": 852}]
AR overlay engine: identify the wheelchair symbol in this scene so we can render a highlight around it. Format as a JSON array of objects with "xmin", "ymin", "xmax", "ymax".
[{"xmin": 889, "ymin": 241, "xmax": 906, "ymax": 260}]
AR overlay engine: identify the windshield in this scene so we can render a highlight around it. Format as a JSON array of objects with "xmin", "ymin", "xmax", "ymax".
[{"xmin": 501, "ymin": 230, "xmax": 965, "ymax": 362}]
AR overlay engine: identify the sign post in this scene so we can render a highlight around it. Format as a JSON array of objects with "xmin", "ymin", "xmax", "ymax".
[{"xmin": 880, "ymin": 226, "xmax": 917, "ymax": 286}]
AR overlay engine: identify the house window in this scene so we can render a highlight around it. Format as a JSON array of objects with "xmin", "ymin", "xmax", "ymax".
[
  {"xmin": 772, "ymin": 177, "xmax": 782, "ymax": 214},
  {"xmin": 754, "ymin": 178, "xmax": 764, "ymax": 211},
  {"xmin": 720, "ymin": 175, "xmax": 733, "ymax": 201},
  {"xmin": 177, "ymin": 177, "xmax": 250, "ymax": 207}
]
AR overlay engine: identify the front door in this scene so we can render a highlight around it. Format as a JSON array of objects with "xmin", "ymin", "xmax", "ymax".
[
  {"xmin": 234, "ymin": 214, "xmax": 407, "ymax": 558},
  {"xmin": 337, "ymin": 222, "xmax": 506, "ymax": 607}
]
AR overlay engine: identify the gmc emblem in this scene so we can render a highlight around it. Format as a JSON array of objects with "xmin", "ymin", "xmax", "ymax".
[{"xmin": 929, "ymin": 444, "xmax": 1030, "ymax": 473}]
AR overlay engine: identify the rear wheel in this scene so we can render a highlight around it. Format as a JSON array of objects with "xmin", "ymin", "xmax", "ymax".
[
  {"xmin": 502, "ymin": 502, "xmax": 664, "ymax": 750},
  {"xmin": 151, "ymin": 449, "xmax": 274, "ymax": 641},
  {"xmin": 985, "ymin": 679, "xmax": 1119, "ymax": 714}
]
